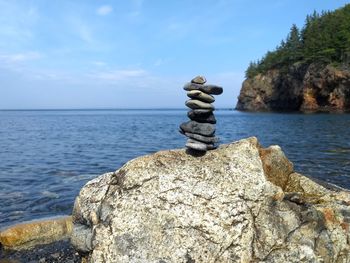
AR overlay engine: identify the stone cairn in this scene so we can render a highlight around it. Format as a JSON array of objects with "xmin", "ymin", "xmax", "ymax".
[{"xmin": 179, "ymin": 76, "xmax": 223, "ymax": 152}]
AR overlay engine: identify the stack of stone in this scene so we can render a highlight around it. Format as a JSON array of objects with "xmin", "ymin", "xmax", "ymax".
[{"xmin": 179, "ymin": 76, "xmax": 223, "ymax": 152}]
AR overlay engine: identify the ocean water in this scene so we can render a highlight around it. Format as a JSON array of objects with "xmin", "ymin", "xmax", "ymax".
[{"xmin": 0, "ymin": 109, "xmax": 350, "ymax": 228}]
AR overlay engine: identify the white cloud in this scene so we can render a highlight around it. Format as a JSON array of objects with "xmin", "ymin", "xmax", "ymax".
[
  {"xmin": 0, "ymin": 51, "xmax": 42, "ymax": 62},
  {"xmin": 91, "ymin": 69, "xmax": 147, "ymax": 81},
  {"xmin": 96, "ymin": 5, "xmax": 113, "ymax": 16}
]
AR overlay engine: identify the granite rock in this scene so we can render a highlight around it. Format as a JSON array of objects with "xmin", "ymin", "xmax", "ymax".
[
  {"xmin": 72, "ymin": 137, "xmax": 350, "ymax": 262},
  {"xmin": 0, "ymin": 216, "xmax": 72, "ymax": 250}
]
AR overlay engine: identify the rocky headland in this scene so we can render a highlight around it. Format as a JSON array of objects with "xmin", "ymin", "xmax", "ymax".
[
  {"xmin": 236, "ymin": 64, "xmax": 350, "ymax": 112},
  {"xmin": 71, "ymin": 137, "xmax": 350, "ymax": 262}
]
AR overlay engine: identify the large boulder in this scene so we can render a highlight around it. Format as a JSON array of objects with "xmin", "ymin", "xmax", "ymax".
[{"xmin": 71, "ymin": 138, "xmax": 350, "ymax": 262}]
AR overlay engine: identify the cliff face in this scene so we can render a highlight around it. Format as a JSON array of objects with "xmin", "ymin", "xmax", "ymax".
[{"xmin": 236, "ymin": 64, "xmax": 350, "ymax": 112}]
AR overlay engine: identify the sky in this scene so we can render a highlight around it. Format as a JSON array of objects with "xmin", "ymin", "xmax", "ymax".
[{"xmin": 0, "ymin": 0, "xmax": 349, "ymax": 109}]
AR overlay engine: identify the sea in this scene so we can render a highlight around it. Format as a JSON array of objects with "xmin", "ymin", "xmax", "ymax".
[{"xmin": 0, "ymin": 109, "xmax": 350, "ymax": 228}]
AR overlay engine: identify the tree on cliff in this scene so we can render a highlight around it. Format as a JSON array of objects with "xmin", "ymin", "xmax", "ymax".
[{"xmin": 246, "ymin": 4, "xmax": 350, "ymax": 78}]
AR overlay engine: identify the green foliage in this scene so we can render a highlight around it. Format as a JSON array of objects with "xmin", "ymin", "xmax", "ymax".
[{"xmin": 246, "ymin": 4, "xmax": 350, "ymax": 78}]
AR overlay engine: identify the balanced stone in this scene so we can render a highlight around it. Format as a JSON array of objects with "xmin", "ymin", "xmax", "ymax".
[
  {"xmin": 184, "ymin": 82, "xmax": 223, "ymax": 95},
  {"xmin": 190, "ymin": 109, "xmax": 212, "ymax": 114},
  {"xmin": 188, "ymin": 110, "xmax": 216, "ymax": 124},
  {"xmin": 187, "ymin": 90, "xmax": 215, "ymax": 103},
  {"xmin": 185, "ymin": 99, "xmax": 214, "ymax": 110},
  {"xmin": 185, "ymin": 140, "xmax": 207, "ymax": 152},
  {"xmin": 180, "ymin": 121, "xmax": 215, "ymax": 137},
  {"xmin": 186, "ymin": 138, "xmax": 216, "ymax": 151},
  {"xmin": 191, "ymin": 75, "xmax": 206, "ymax": 84},
  {"xmin": 185, "ymin": 132, "xmax": 219, "ymax": 144}
]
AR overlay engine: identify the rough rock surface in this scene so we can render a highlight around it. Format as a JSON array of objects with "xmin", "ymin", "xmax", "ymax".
[
  {"xmin": 72, "ymin": 137, "xmax": 350, "ymax": 262},
  {"xmin": 236, "ymin": 63, "xmax": 350, "ymax": 112}
]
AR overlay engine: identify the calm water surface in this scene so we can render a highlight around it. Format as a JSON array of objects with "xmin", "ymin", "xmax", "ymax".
[{"xmin": 0, "ymin": 110, "xmax": 350, "ymax": 228}]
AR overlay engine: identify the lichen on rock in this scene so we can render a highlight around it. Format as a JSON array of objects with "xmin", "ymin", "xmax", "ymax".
[{"xmin": 71, "ymin": 137, "xmax": 350, "ymax": 262}]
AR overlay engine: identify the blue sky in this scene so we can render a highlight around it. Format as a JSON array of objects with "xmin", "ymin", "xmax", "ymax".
[{"xmin": 0, "ymin": 0, "xmax": 349, "ymax": 109}]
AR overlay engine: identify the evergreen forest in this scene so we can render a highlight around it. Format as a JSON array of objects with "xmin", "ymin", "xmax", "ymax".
[{"xmin": 246, "ymin": 4, "xmax": 350, "ymax": 78}]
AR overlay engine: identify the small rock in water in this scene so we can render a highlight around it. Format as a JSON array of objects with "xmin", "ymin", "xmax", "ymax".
[
  {"xmin": 184, "ymin": 83, "xmax": 223, "ymax": 95},
  {"xmin": 180, "ymin": 121, "xmax": 215, "ymax": 136},
  {"xmin": 185, "ymin": 132, "xmax": 219, "ymax": 144},
  {"xmin": 188, "ymin": 110, "xmax": 216, "ymax": 124},
  {"xmin": 185, "ymin": 99, "xmax": 214, "ymax": 110},
  {"xmin": 187, "ymin": 90, "xmax": 215, "ymax": 103},
  {"xmin": 191, "ymin": 75, "xmax": 206, "ymax": 84}
]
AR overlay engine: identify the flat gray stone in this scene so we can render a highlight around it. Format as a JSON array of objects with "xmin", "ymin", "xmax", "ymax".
[
  {"xmin": 187, "ymin": 110, "xmax": 216, "ymax": 124},
  {"xmin": 187, "ymin": 138, "xmax": 216, "ymax": 150},
  {"xmin": 180, "ymin": 121, "xmax": 215, "ymax": 136},
  {"xmin": 191, "ymin": 76, "xmax": 206, "ymax": 84},
  {"xmin": 184, "ymin": 83, "xmax": 223, "ymax": 95},
  {"xmin": 191, "ymin": 109, "xmax": 213, "ymax": 114},
  {"xmin": 185, "ymin": 141, "xmax": 207, "ymax": 152},
  {"xmin": 185, "ymin": 132, "xmax": 219, "ymax": 144},
  {"xmin": 187, "ymin": 90, "xmax": 215, "ymax": 103},
  {"xmin": 185, "ymin": 100, "xmax": 214, "ymax": 110}
]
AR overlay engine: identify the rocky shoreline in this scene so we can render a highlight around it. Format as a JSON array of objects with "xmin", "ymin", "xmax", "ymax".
[
  {"xmin": 0, "ymin": 216, "xmax": 77, "ymax": 263},
  {"xmin": 0, "ymin": 239, "xmax": 81, "ymax": 263},
  {"xmin": 2, "ymin": 138, "xmax": 350, "ymax": 262},
  {"xmin": 236, "ymin": 63, "xmax": 350, "ymax": 112}
]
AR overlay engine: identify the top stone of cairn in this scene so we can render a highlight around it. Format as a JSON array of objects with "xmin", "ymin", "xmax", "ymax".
[{"xmin": 191, "ymin": 75, "xmax": 207, "ymax": 84}]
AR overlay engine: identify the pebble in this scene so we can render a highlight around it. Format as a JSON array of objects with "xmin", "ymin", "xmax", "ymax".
[
  {"xmin": 185, "ymin": 132, "xmax": 219, "ymax": 144},
  {"xmin": 191, "ymin": 76, "xmax": 206, "ymax": 84},
  {"xmin": 187, "ymin": 90, "xmax": 215, "ymax": 103},
  {"xmin": 185, "ymin": 141, "xmax": 207, "ymax": 151},
  {"xmin": 180, "ymin": 121, "xmax": 215, "ymax": 137},
  {"xmin": 185, "ymin": 99, "xmax": 214, "ymax": 110},
  {"xmin": 183, "ymin": 82, "xmax": 223, "ymax": 95}
]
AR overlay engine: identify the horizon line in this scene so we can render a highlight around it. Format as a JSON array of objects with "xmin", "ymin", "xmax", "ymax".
[{"xmin": 0, "ymin": 107, "xmax": 237, "ymax": 111}]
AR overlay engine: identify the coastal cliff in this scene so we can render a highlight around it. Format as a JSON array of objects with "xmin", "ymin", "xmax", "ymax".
[
  {"xmin": 236, "ymin": 4, "xmax": 350, "ymax": 112},
  {"xmin": 236, "ymin": 64, "xmax": 350, "ymax": 112},
  {"xmin": 71, "ymin": 138, "xmax": 350, "ymax": 262}
]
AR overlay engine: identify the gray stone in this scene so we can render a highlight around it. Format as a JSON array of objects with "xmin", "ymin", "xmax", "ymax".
[
  {"xmin": 185, "ymin": 99, "xmax": 214, "ymax": 110},
  {"xmin": 190, "ymin": 109, "xmax": 212, "ymax": 114},
  {"xmin": 187, "ymin": 90, "xmax": 215, "ymax": 103},
  {"xmin": 185, "ymin": 132, "xmax": 219, "ymax": 144},
  {"xmin": 184, "ymin": 82, "xmax": 223, "ymax": 95},
  {"xmin": 186, "ymin": 138, "xmax": 216, "ymax": 151},
  {"xmin": 187, "ymin": 110, "xmax": 216, "ymax": 124},
  {"xmin": 72, "ymin": 137, "xmax": 350, "ymax": 262},
  {"xmin": 191, "ymin": 76, "xmax": 206, "ymax": 84},
  {"xmin": 185, "ymin": 140, "xmax": 207, "ymax": 151},
  {"xmin": 179, "ymin": 121, "xmax": 215, "ymax": 136}
]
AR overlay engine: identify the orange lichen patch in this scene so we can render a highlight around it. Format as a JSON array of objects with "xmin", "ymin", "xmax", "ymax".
[
  {"xmin": 0, "ymin": 216, "xmax": 72, "ymax": 250},
  {"xmin": 272, "ymin": 190, "xmax": 285, "ymax": 201},
  {"xmin": 323, "ymin": 208, "xmax": 336, "ymax": 224},
  {"xmin": 259, "ymin": 146, "xmax": 293, "ymax": 190},
  {"xmin": 340, "ymin": 222, "xmax": 349, "ymax": 231}
]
